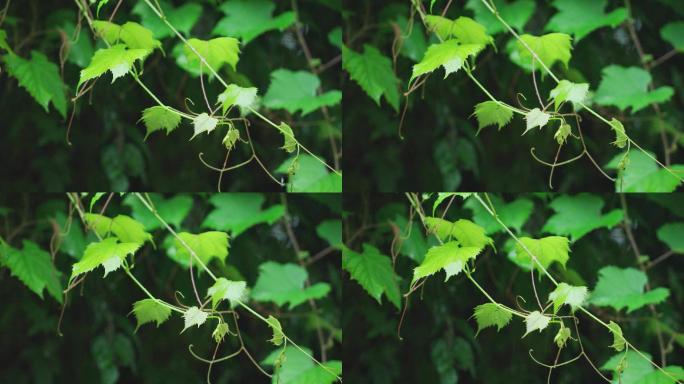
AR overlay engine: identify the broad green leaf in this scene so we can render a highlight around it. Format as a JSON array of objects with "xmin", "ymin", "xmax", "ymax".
[
  {"xmin": 184, "ymin": 37, "xmax": 240, "ymax": 73},
  {"xmin": 472, "ymin": 101, "xmax": 513, "ymax": 133},
  {"xmin": 122, "ymin": 194, "xmax": 193, "ymax": 230},
  {"xmin": 212, "ymin": 0, "xmax": 295, "ymax": 44},
  {"xmin": 0, "ymin": 29, "xmax": 12, "ymax": 53},
  {"xmin": 465, "ymin": 0, "xmax": 535, "ymax": 35},
  {"xmin": 276, "ymin": 155, "xmax": 342, "ymax": 193},
  {"xmin": 4, "ymin": 51, "xmax": 67, "ymax": 117},
  {"xmin": 391, "ymin": 214, "xmax": 428, "ymax": 263},
  {"xmin": 549, "ymin": 80, "xmax": 589, "ymax": 110},
  {"xmin": 266, "ymin": 315, "xmax": 284, "ymax": 346},
  {"xmin": 555, "ymin": 122, "xmax": 572, "ymax": 145},
  {"xmin": 92, "ymin": 20, "xmax": 161, "ymax": 51},
  {"xmin": 78, "ymin": 44, "xmax": 151, "ymax": 88},
  {"xmin": 413, "ymin": 242, "xmax": 482, "ymax": 282},
  {"xmin": 277, "ymin": 123, "xmax": 297, "ymax": 153},
  {"xmin": 217, "ymin": 84, "xmax": 258, "ymax": 114},
  {"xmin": 2, "ymin": 240, "xmax": 63, "ymax": 303},
  {"xmin": 201, "ymin": 193, "xmax": 284, "ymax": 237},
  {"xmin": 182, "ymin": 306, "xmax": 208, "ymax": 332},
  {"xmin": 132, "ymin": 0, "xmax": 202, "ymax": 39},
  {"xmin": 472, "ymin": 303, "xmax": 512, "ymax": 334},
  {"xmin": 589, "ymin": 266, "xmax": 670, "ymax": 313},
  {"xmin": 594, "ymin": 66, "xmax": 674, "ymax": 113},
  {"xmin": 191, "ymin": 112, "xmax": 218, "ymax": 139},
  {"xmin": 342, "ymin": 45, "xmax": 399, "ymax": 111},
  {"xmin": 542, "ymin": 193, "xmax": 624, "ymax": 241},
  {"xmin": 610, "ymin": 118, "xmax": 628, "ymax": 148},
  {"xmin": 206, "ymin": 278, "xmax": 247, "ymax": 308},
  {"xmin": 342, "ymin": 244, "xmax": 401, "ymax": 309},
  {"xmin": 516, "ymin": 33, "xmax": 573, "ymax": 70},
  {"xmin": 140, "ymin": 106, "xmax": 181, "ymax": 138},
  {"xmin": 523, "ymin": 311, "xmax": 551, "ymax": 337},
  {"xmin": 316, "ymin": 220, "xmax": 342, "ymax": 249},
  {"xmin": 657, "ymin": 222, "xmax": 684, "ymax": 253},
  {"xmin": 175, "ymin": 231, "xmax": 229, "ymax": 266},
  {"xmin": 554, "ymin": 324, "xmax": 571, "ymax": 348},
  {"xmin": 251, "ymin": 262, "xmax": 330, "ymax": 309},
  {"xmin": 661, "ymin": 21, "xmax": 684, "ymax": 52},
  {"xmin": 411, "ymin": 40, "xmax": 483, "ymax": 81},
  {"xmin": 424, "ymin": 217, "xmax": 493, "ymax": 249},
  {"xmin": 523, "ymin": 108, "xmax": 550, "ymax": 134},
  {"xmin": 60, "ymin": 21, "xmax": 94, "ymax": 68},
  {"xmin": 262, "ymin": 69, "xmax": 341, "ymax": 116},
  {"xmin": 601, "ymin": 351, "xmax": 684, "ymax": 384},
  {"xmin": 72, "ymin": 238, "xmax": 141, "ymax": 278},
  {"xmin": 514, "ymin": 236, "xmax": 570, "ymax": 272},
  {"xmin": 606, "ymin": 150, "xmax": 684, "ymax": 192},
  {"xmin": 545, "ymin": 0, "xmax": 627, "ymax": 41},
  {"xmin": 213, "ymin": 322, "xmax": 230, "ymax": 343},
  {"xmin": 607, "ymin": 321, "xmax": 625, "ymax": 351},
  {"xmin": 548, "ymin": 282, "xmax": 588, "ymax": 313},
  {"xmin": 131, "ymin": 298, "xmax": 171, "ymax": 330},
  {"xmin": 424, "ymin": 15, "xmax": 493, "ymax": 46},
  {"xmin": 262, "ymin": 346, "xmax": 342, "ymax": 384},
  {"xmin": 84, "ymin": 213, "xmax": 152, "ymax": 245},
  {"xmin": 464, "ymin": 195, "xmax": 534, "ymax": 234}
]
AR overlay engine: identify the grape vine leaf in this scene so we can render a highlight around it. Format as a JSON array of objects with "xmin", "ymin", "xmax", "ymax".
[
  {"xmin": 514, "ymin": 33, "xmax": 573, "ymax": 71},
  {"xmin": 472, "ymin": 303, "xmax": 512, "ymax": 334},
  {"xmin": 132, "ymin": 0, "xmax": 202, "ymax": 39},
  {"xmin": 589, "ymin": 266, "xmax": 670, "ymax": 313},
  {"xmin": 92, "ymin": 20, "xmax": 162, "ymax": 51},
  {"xmin": 342, "ymin": 244, "xmax": 401, "ymax": 309},
  {"xmin": 2, "ymin": 240, "xmax": 63, "ymax": 303},
  {"xmin": 201, "ymin": 193, "xmax": 284, "ymax": 237},
  {"xmin": 175, "ymin": 231, "xmax": 229, "ymax": 266},
  {"xmin": 523, "ymin": 311, "xmax": 551, "ymax": 337},
  {"xmin": 206, "ymin": 278, "xmax": 247, "ymax": 308},
  {"xmin": 465, "ymin": 0, "xmax": 535, "ymax": 35},
  {"xmin": 131, "ymin": 299, "xmax": 171, "ymax": 331},
  {"xmin": 424, "ymin": 15, "xmax": 494, "ymax": 46},
  {"xmin": 554, "ymin": 325, "xmax": 571, "ymax": 348},
  {"xmin": 84, "ymin": 213, "xmax": 152, "ymax": 246},
  {"xmin": 72, "ymin": 238, "xmax": 141, "ymax": 279},
  {"xmin": 266, "ymin": 315, "xmax": 284, "ymax": 346},
  {"xmin": 78, "ymin": 44, "xmax": 151, "ymax": 88},
  {"xmin": 122, "ymin": 194, "xmax": 193, "ymax": 231},
  {"xmin": 413, "ymin": 242, "xmax": 482, "ymax": 282},
  {"xmin": 4, "ymin": 51, "xmax": 67, "ymax": 118},
  {"xmin": 542, "ymin": 193, "xmax": 624, "ymax": 241},
  {"xmin": 472, "ymin": 101, "xmax": 513, "ymax": 133},
  {"xmin": 606, "ymin": 150, "xmax": 684, "ymax": 192},
  {"xmin": 555, "ymin": 122, "xmax": 572, "ymax": 145},
  {"xmin": 514, "ymin": 236, "xmax": 570, "ymax": 272},
  {"xmin": 342, "ymin": 45, "xmax": 400, "ymax": 111},
  {"xmin": 212, "ymin": 322, "xmax": 230, "ymax": 343},
  {"xmin": 411, "ymin": 40, "xmax": 483, "ymax": 81},
  {"xmin": 262, "ymin": 346, "xmax": 342, "ymax": 384},
  {"xmin": 424, "ymin": 217, "xmax": 493, "ymax": 249},
  {"xmin": 545, "ymin": 0, "xmax": 627, "ymax": 41},
  {"xmin": 464, "ymin": 195, "xmax": 533, "ymax": 234},
  {"xmin": 607, "ymin": 321, "xmax": 625, "ymax": 351},
  {"xmin": 191, "ymin": 113, "xmax": 218, "ymax": 139},
  {"xmin": 610, "ymin": 118, "xmax": 628, "ymax": 148},
  {"xmin": 182, "ymin": 306, "xmax": 208, "ymax": 332},
  {"xmin": 276, "ymin": 155, "xmax": 342, "ymax": 192},
  {"xmin": 140, "ymin": 106, "xmax": 181, "ymax": 138},
  {"xmin": 316, "ymin": 220, "xmax": 342, "ymax": 249},
  {"xmin": 212, "ymin": 0, "xmax": 295, "ymax": 44},
  {"xmin": 660, "ymin": 21, "xmax": 684, "ymax": 52},
  {"xmin": 252, "ymin": 262, "xmax": 330, "ymax": 309},
  {"xmin": 594, "ymin": 65, "xmax": 674, "ymax": 113},
  {"xmin": 432, "ymin": 192, "xmax": 472, "ymax": 215},
  {"xmin": 263, "ymin": 69, "xmax": 341, "ymax": 116},
  {"xmin": 601, "ymin": 351, "xmax": 684, "ymax": 384},
  {"xmin": 217, "ymin": 84, "xmax": 258, "ymax": 114},
  {"xmin": 391, "ymin": 214, "xmax": 428, "ymax": 263},
  {"xmin": 657, "ymin": 222, "xmax": 684, "ymax": 253},
  {"xmin": 548, "ymin": 282, "xmax": 588, "ymax": 313},
  {"xmin": 523, "ymin": 108, "xmax": 551, "ymax": 134},
  {"xmin": 277, "ymin": 123, "xmax": 297, "ymax": 153},
  {"xmin": 184, "ymin": 37, "xmax": 240, "ymax": 73},
  {"xmin": 549, "ymin": 80, "xmax": 589, "ymax": 110},
  {"xmin": 0, "ymin": 29, "xmax": 12, "ymax": 53}
]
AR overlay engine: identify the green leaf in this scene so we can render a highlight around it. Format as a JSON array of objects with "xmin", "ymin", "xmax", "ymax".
[
  {"xmin": 206, "ymin": 278, "xmax": 247, "ymax": 308},
  {"xmin": 2, "ymin": 240, "xmax": 63, "ymax": 303},
  {"xmin": 657, "ymin": 222, "xmax": 684, "ymax": 253},
  {"xmin": 212, "ymin": 322, "xmax": 230, "ymax": 343},
  {"xmin": 263, "ymin": 69, "xmax": 341, "ymax": 116},
  {"xmin": 84, "ymin": 213, "xmax": 153, "ymax": 245},
  {"xmin": 266, "ymin": 315, "xmax": 284, "ymax": 346},
  {"xmin": 548, "ymin": 282, "xmax": 588, "ymax": 313},
  {"xmin": 140, "ymin": 106, "xmax": 181, "ymax": 138},
  {"xmin": 122, "ymin": 194, "xmax": 193, "ymax": 230},
  {"xmin": 594, "ymin": 65, "xmax": 674, "ymax": 113},
  {"xmin": 201, "ymin": 193, "xmax": 284, "ymax": 237},
  {"xmin": 424, "ymin": 15, "xmax": 493, "ymax": 46},
  {"xmin": 606, "ymin": 150, "xmax": 684, "ymax": 192},
  {"xmin": 413, "ymin": 242, "xmax": 482, "ymax": 283},
  {"xmin": 424, "ymin": 217, "xmax": 493, "ymax": 249},
  {"xmin": 661, "ymin": 21, "xmax": 684, "ymax": 52},
  {"xmin": 600, "ymin": 351, "xmax": 684, "ymax": 384},
  {"xmin": 554, "ymin": 324, "xmax": 571, "ymax": 348},
  {"xmin": 472, "ymin": 101, "xmax": 513, "ymax": 133},
  {"xmin": 277, "ymin": 122, "xmax": 297, "ymax": 153},
  {"xmin": 276, "ymin": 155, "xmax": 342, "ymax": 192},
  {"xmin": 212, "ymin": 0, "xmax": 295, "ymax": 44},
  {"xmin": 131, "ymin": 298, "xmax": 171, "ymax": 330},
  {"xmin": 523, "ymin": 108, "xmax": 551, "ymax": 134},
  {"xmin": 545, "ymin": 0, "xmax": 627, "ymax": 41},
  {"xmin": 262, "ymin": 346, "xmax": 342, "ymax": 384},
  {"xmin": 184, "ymin": 37, "xmax": 240, "ymax": 73},
  {"xmin": 607, "ymin": 321, "xmax": 626, "ymax": 351},
  {"xmin": 523, "ymin": 311, "xmax": 551, "ymax": 337},
  {"xmin": 132, "ymin": 0, "xmax": 202, "ymax": 39},
  {"xmin": 514, "ymin": 236, "xmax": 570, "ymax": 272},
  {"xmin": 0, "ymin": 29, "xmax": 13, "ymax": 53},
  {"xmin": 464, "ymin": 195, "xmax": 534, "ymax": 234},
  {"xmin": 411, "ymin": 40, "xmax": 483, "ymax": 81},
  {"xmin": 589, "ymin": 266, "xmax": 670, "ymax": 312},
  {"xmin": 610, "ymin": 118, "xmax": 628, "ymax": 148},
  {"xmin": 72, "ymin": 238, "xmax": 141, "ymax": 279},
  {"xmin": 542, "ymin": 193, "xmax": 624, "ymax": 241},
  {"xmin": 342, "ymin": 44, "xmax": 399, "ymax": 111},
  {"xmin": 92, "ymin": 20, "xmax": 161, "ymax": 51},
  {"xmin": 515, "ymin": 33, "xmax": 573, "ymax": 70},
  {"xmin": 252, "ymin": 262, "xmax": 330, "ymax": 309},
  {"xmin": 472, "ymin": 303, "xmax": 512, "ymax": 334},
  {"xmin": 465, "ymin": 0, "xmax": 535, "ymax": 35},
  {"xmin": 555, "ymin": 122, "xmax": 572, "ymax": 145},
  {"xmin": 182, "ymin": 306, "xmax": 208, "ymax": 332},
  {"xmin": 191, "ymin": 112, "xmax": 218, "ymax": 139},
  {"xmin": 175, "ymin": 231, "xmax": 229, "ymax": 266},
  {"xmin": 4, "ymin": 51, "xmax": 67, "ymax": 117},
  {"xmin": 342, "ymin": 244, "xmax": 401, "ymax": 309},
  {"xmin": 549, "ymin": 80, "xmax": 589, "ymax": 110},
  {"xmin": 78, "ymin": 44, "xmax": 151, "ymax": 88},
  {"xmin": 316, "ymin": 220, "xmax": 342, "ymax": 248},
  {"xmin": 216, "ymin": 84, "xmax": 258, "ymax": 114}
]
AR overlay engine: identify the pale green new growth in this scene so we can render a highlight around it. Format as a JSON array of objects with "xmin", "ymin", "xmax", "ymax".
[
  {"xmin": 473, "ymin": 101, "xmax": 513, "ymax": 133},
  {"xmin": 141, "ymin": 106, "xmax": 181, "ymax": 138},
  {"xmin": 609, "ymin": 118, "xmax": 628, "ymax": 148},
  {"xmin": 523, "ymin": 311, "xmax": 551, "ymax": 337},
  {"xmin": 72, "ymin": 238, "xmax": 141, "ymax": 278},
  {"xmin": 184, "ymin": 37, "xmax": 240, "ymax": 72},
  {"xmin": 548, "ymin": 282, "xmax": 588, "ymax": 313},
  {"xmin": 191, "ymin": 113, "xmax": 218, "ymax": 139},
  {"xmin": 411, "ymin": 40, "xmax": 483, "ymax": 81},
  {"xmin": 182, "ymin": 306, "xmax": 208, "ymax": 332},
  {"xmin": 84, "ymin": 213, "xmax": 152, "ymax": 245},
  {"xmin": 212, "ymin": 322, "xmax": 230, "ymax": 343},
  {"xmin": 175, "ymin": 231, "xmax": 229, "ymax": 266},
  {"xmin": 78, "ymin": 44, "xmax": 151, "ymax": 88},
  {"xmin": 425, "ymin": 15, "xmax": 494, "ymax": 46},
  {"xmin": 217, "ymin": 84, "xmax": 258, "ymax": 114},
  {"xmin": 473, "ymin": 303, "xmax": 512, "ymax": 335},
  {"xmin": 523, "ymin": 108, "xmax": 550, "ymax": 135},
  {"xmin": 277, "ymin": 123, "xmax": 297, "ymax": 153},
  {"xmin": 92, "ymin": 20, "xmax": 162, "ymax": 51},
  {"xmin": 413, "ymin": 242, "xmax": 482, "ymax": 282},
  {"xmin": 549, "ymin": 80, "xmax": 589, "ymax": 110},
  {"xmin": 554, "ymin": 123, "xmax": 571, "ymax": 145},
  {"xmin": 516, "ymin": 33, "xmax": 572, "ymax": 70},
  {"xmin": 131, "ymin": 299, "xmax": 172, "ymax": 330},
  {"xmin": 424, "ymin": 217, "xmax": 493, "ymax": 249},
  {"xmin": 514, "ymin": 236, "xmax": 570, "ymax": 272},
  {"xmin": 554, "ymin": 324, "xmax": 571, "ymax": 348},
  {"xmin": 266, "ymin": 315, "xmax": 284, "ymax": 346},
  {"xmin": 607, "ymin": 321, "xmax": 626, "ymax": 351},
  {"xmin": 207, "ymin": 278, "xmax": 247, "ymax": 308}
]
